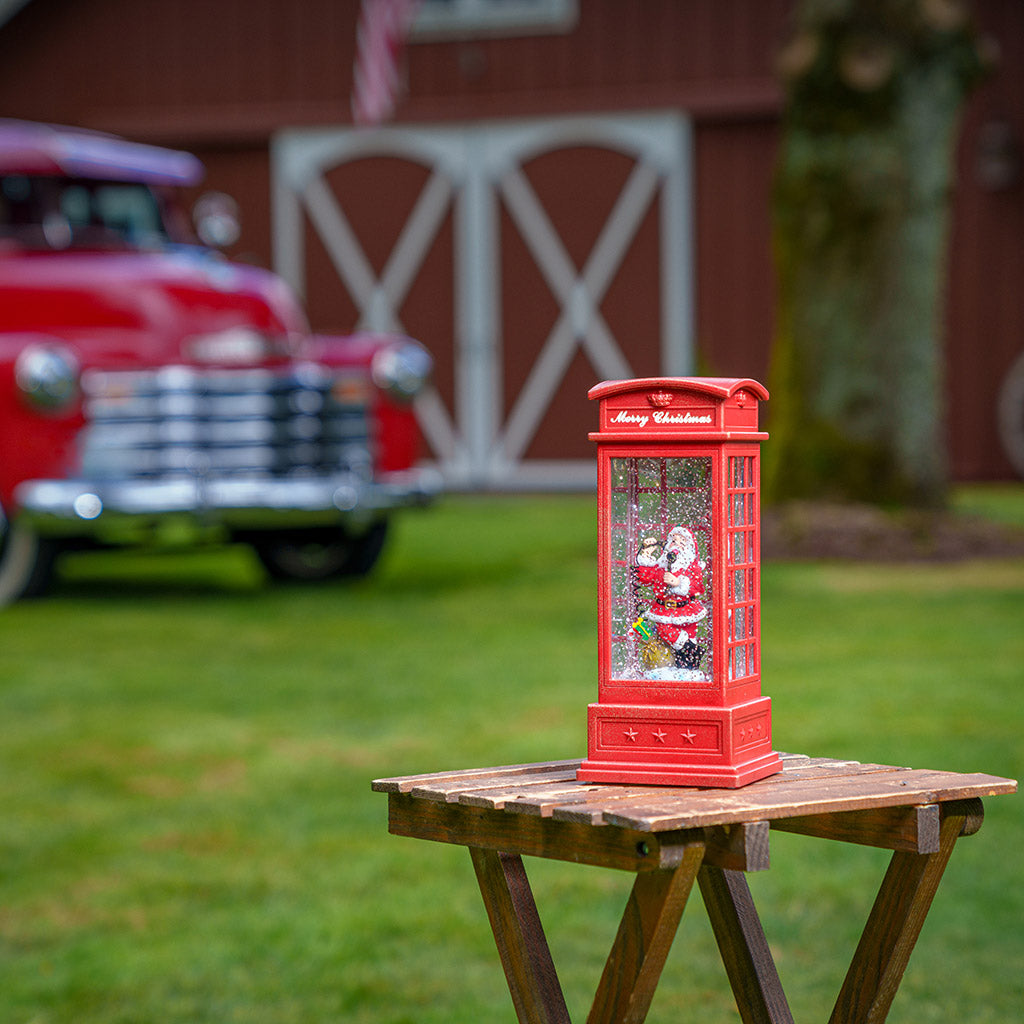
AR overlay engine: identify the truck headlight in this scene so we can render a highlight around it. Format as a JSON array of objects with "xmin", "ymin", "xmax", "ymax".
[
  {"xmin": 15, "ymin": 344, "xmax": 80, "ymax": 411},
  {"xmin": 371, "ymin": 340, "xmax": 433, "ymax": 402}
]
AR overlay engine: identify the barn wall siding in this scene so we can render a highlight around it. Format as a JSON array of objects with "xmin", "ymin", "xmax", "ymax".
[{"xmin": 1, "ymin": 0, "xmax": 1021, "ymax": 481}]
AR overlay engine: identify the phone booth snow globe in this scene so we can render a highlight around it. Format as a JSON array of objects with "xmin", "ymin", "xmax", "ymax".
[{"xmin": 578, "ymin": 377, "xmax": 783, "ymax": 788}]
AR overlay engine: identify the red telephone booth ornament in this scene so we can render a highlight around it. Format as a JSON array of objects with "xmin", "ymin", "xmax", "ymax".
[{"xmin": 578, "ymin": 377, "xmax": 783, "ymax": 788}]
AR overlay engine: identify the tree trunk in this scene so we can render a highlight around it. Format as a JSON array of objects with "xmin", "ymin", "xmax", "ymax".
[{"xmin": 765, "ymin": 0, "xmax": 989, "ymax": 508}]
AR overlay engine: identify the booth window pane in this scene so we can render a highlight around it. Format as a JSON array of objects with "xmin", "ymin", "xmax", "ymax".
[
  {"xmin": 608, "ymin": 455, "xmax": 714, "ymax": 683},
  {"xmin": 725, "ymin": 454, "xmax": 759, "ymax": 683}
]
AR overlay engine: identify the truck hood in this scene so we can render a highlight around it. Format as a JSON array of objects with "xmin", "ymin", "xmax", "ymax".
[{"xmin": 0, "ymin": 247, "xmax": 309, "ymax": 366}]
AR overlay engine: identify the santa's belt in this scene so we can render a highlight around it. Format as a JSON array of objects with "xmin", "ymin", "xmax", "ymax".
[{"xmin": 661, "ymin": 597, "xmax": 693, "ymax": 608}]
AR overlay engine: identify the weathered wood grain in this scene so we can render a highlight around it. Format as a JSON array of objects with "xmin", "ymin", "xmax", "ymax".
[
  {"xmin": 828, "ymin": 801, "xmax": 980, "ymax": 1023},
  {"xmin": 388, "ymin": 794, "xmax": 770, "ymax": 872},
  {"xmin": 388, "ymin": 792, "xmax": 670, "ymax": 872},
  {"xmin": 771, "ymin": 803, "xmax": 942, "ymax": 853},
  {"xmin": 374, "ymin": 758, "xmax": 1016, "ymax": 1024},
  {"xmin": 699, "ymin": 865, "xmax": 795, "ymax": 1024},
  {"xmin": 587, "ymin": 843, "xmax": 705, "ymax": 1024},
  {"xmin": 376, "ymin": 758, "xmax": 1015, "ymax": 837},
  {"xmin": 470, "ymin": 848, "xmax": 571, "ymax": 1024},
  {"xmin": 596, "ymin": 769, "xmax": 1016, "ymax": 832},
  {"xmin": 371, "ymin": 758, "xmax": 581, "ymax": 793},
  {"xmin": 410, "ymin": 767, "xmax": 580, "ymax": 803}
]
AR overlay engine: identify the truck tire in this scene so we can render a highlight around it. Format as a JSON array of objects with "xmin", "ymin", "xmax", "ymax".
[
  {"xmin": 250, "ymin": 520, "xmax": 389, "ymax": 582},
  {"xmin": 0, "ymin": 516, "xmax": 57, "ymax": 604}
]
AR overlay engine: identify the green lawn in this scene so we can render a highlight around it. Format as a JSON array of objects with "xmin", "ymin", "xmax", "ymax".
[{"xmin": 1, "ymin": 489, "xmax": 1021, "ymax": 1023}]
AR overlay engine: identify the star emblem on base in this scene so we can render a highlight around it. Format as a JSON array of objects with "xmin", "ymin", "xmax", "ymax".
[
  {"xmin": 624, "ymin": 728, "xmax": 638, "ymax": 742},
  {"xmin": 680, "ymin": 729, "xmax": 697, "ymax": 744},
  {"xmin": 652, "ymin": 729, "xmax": 667, "ymax": 743}
]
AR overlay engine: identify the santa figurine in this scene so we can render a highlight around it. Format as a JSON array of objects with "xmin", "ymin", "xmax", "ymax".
[{"xmin": 634, "ymin": 525, "xmax": 707, "ymax": 674}]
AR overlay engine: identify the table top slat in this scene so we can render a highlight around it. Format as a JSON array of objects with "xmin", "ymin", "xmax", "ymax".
[
  {"xmin": 409, "ymin": 767, "xmax": 580, "ymax": 803},
  {"xmin": 598, "ymin": 769, "xmax": 1016, "ymax": 831},
  {"xmin": 371, "ymin": 758, "xmax": 579, "ymax": 794},
  {"xmin": 459, "ymin": 781, "xmax": 596, "ymax": 811},
  {"xmin": 540, "ymin": 763, "xmax": 912, "ymax": 825}
]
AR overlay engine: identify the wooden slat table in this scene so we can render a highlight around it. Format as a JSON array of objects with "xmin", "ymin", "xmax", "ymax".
[{"xmin": 372, "ymin": 754, "xmax": 1016, "ymax": 1024}]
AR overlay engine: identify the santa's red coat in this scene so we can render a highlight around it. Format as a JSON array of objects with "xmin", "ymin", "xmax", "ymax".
[{"xmin": 635, "ymin": 555, "xmax": 706, "ymax": 648}]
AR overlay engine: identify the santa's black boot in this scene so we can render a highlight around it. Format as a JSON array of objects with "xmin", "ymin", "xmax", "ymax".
[{"xmin": 674, "ymin": 641, "xmax": 702, "ymax": 670}]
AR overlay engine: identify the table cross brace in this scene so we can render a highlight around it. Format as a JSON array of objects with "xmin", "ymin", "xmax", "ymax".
[{"xmin": 466, "ymin": 799, "xmax": 981, "ymax": 1024}]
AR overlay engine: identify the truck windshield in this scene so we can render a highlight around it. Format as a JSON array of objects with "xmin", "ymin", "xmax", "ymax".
[{"xmin": 0, "ymin": 174, "xmax": 171, "ymax": 250}]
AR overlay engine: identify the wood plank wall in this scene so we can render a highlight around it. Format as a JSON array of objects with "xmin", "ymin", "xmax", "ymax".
[{"xmin": 0, "ymin": 0, "xmax": 1020, "ymax": 480}]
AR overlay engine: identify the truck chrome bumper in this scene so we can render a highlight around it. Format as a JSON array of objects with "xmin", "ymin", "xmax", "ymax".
[{"xmin": 15, "ymin": 469, "xmax": 440, "ymax": 535}]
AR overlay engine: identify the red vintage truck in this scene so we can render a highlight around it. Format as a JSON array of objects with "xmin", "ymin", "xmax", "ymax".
[{"xmin": 0, "ymin": 119, "xmax": 437, "ymax": 602}]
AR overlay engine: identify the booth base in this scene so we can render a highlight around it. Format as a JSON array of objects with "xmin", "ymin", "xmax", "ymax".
[
  {"xmin": 577, "ymin": 749, "xmax": 783, "ymax": 788},
  {"xmin": 578, "ymin": 698, "xmax": 783, "ymax": 789}
]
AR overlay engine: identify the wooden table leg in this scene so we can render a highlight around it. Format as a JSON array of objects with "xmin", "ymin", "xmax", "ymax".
[
  {"xmin": 469, "ymin": 846, "xmax": 572, "ymax": 1024},
  {"xmin": 698, "ymin": 864, "xmax": 795, "ymax": 1024},
  {"xmin": 829, "ymin": 799, "xmax": 982, "ymax": 1024},
  {"xmin": 587, "ymin": 838, "xmax": 706, "ymax": 1024}
]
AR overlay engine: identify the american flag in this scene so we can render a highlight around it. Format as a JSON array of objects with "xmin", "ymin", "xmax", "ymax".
[{"xmin": 351, "ymin": 0, "xmax": 421, "ymax": 127}]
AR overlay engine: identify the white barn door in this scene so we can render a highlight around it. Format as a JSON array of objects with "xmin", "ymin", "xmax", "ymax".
[{"xmin": 272, "ymin": 113, "xmax": 694, "ymax": 489}]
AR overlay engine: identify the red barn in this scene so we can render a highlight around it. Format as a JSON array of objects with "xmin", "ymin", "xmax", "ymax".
[{"xmin": 2, "ymin": 0, "xmax": 1021, "ymax": 487}]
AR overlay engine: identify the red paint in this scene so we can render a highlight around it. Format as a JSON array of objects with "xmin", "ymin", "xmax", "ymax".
[
  {"xmin": 578, "ymin": 377, "xmax": 782, "ymax": 788},
  {"xmin": 0, "ymin": 120, "xmax": 432, "ymax": 543}
]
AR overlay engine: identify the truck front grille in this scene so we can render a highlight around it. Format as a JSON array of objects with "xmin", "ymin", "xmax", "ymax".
[{"xmin": 79, "ymin": 364, "xmax": 372, "ymax": 481}]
